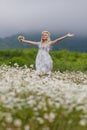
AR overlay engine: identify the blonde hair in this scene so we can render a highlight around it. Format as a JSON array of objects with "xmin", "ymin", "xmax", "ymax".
[{"xmin": 41, "ymin": 31, "xmax": 51, "ymax": 42}]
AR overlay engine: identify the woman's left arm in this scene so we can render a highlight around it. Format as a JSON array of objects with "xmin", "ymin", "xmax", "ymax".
[{"xmin": 50, "ymin": 33, "xmax": 74, "ymax": 45}]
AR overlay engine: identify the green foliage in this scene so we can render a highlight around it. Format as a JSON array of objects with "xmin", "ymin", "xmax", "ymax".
[
  {"xmin": 0, "ymin": 49, "xmax": 37, "ymax": 68},
  {"xmin": 0, "ymin": 49, "xmax": 87, "ymax": 72},
  {"xmin": 51, "ymin": 49, "xmax": 87, "ymax": 72}
]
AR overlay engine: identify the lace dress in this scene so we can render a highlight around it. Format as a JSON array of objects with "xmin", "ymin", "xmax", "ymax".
[{"xmin": 36, "ymin": 42, "xmax": 53, "ymax": 73}]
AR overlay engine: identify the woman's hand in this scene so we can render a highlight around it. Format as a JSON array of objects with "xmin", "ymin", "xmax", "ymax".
[
  {"xmin": 18, "ymin": 36, "xmax": 25, "ymax": 42},
  {"xmin": 67, "ymin": 33, "xmax": 74, "ymax": 37}
]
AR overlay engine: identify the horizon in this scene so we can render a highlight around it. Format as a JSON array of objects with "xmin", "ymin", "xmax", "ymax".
[{"xmin": 0, "ymin": 31, "xmax": 87, "ymax": 39}]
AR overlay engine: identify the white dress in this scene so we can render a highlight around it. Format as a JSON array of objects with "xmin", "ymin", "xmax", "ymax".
[{"xmin": 36, "ymin": 42, "xmax": 53, "ymax": 73}]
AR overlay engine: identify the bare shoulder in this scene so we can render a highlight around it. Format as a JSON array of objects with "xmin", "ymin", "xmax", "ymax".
[{"xmin": 48, "ymin": 41, "xmax": 54, "ymax": 46}]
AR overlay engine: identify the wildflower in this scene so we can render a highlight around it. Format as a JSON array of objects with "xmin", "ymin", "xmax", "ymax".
[
  {"xmin": 42, "ymin": 127, "xmax": 50, "ymax": 130},
  {"xmin": 5, "ymin": 113, "xmax": 13, "ymax": 123},
  {"xmin": 14, "ymin": 119, "xmax": 22, "ymax": 127},
  {"xmin": 37, "ymin": 117, "xmax": 44, "ymax": 124},
  {"xmin": 30, "ymin": 64, "xmax": 34, "ymax": 68},
  {"xmin": 44, "ymin": 113, "xmax": 49, "ymax": 120},
  {"xmin": 24, "ymin": 125, "xmax": 30, "ymax": 130},
  {"xmin": 14, "ymin": 63, "xmax": 19, "ymax": 68},
  {"xmin": 18, "ymin": 36, "xmax": 24, "ymax": 42},
  {"xmin": 6, "ymin": 128, "xmax": 12, "ymax": 130},
  {"xmin": 79, "ymin": 119, "xmax": 87, "ymax": 126},
  {"xmin": 48, "ymin": 112, "xmax": 55, "ymax": 122}
]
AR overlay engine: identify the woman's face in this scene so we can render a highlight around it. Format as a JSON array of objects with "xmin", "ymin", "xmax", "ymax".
[{"xmin": 41, "ymin": 33, "xmax": 48, "ymax": 41}]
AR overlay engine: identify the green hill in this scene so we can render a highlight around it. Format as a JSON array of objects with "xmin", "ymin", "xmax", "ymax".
[{"xmin": 0, "ymin": 33, "xmax": 87, "ymax": 52}]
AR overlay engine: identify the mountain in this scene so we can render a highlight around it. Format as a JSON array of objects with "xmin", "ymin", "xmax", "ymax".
[
  {"xmin": 0, "ymin": 34, "xmax": 31, "ymax": 49},
  {"xmin": 0, "ymin": 33, "xmax": 87, "ymax": 52},
  {"xmin": 52, "ymin": 36, "xmax": 87, "ymax": 52}
]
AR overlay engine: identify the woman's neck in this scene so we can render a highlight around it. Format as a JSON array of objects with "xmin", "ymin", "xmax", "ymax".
[{"xmin": 42, "ymin": 40, "xmax": 48, "ymax": 44}]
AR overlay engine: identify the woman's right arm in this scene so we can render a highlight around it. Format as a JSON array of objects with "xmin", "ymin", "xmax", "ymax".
[
  {"xmin": 18, "ymin": 36, "xmax": 39, "ymax": 46},
  {"xmin": 22, "ymin": 39, "xmax": 39, "ymax": 46}
]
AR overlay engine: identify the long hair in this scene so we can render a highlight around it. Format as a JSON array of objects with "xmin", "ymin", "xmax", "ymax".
[{"xmin": 41, "ymin": 31, "xmax": 51, "ymax": 43}]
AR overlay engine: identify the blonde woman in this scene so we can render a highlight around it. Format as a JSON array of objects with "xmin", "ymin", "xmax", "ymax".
[{"xmin": 18, "ymin": 31, "xmax": 74, "ymax": 74}]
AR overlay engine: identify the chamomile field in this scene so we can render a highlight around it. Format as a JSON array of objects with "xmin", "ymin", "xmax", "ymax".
[{"xmin": 0, "ymin": 49, "xmax": 87, "ymax": 130}]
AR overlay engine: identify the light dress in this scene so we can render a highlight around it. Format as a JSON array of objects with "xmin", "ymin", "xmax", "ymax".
[{"xmin": 36, "ymin": 42, "xmax": 53, "ymax": 74}]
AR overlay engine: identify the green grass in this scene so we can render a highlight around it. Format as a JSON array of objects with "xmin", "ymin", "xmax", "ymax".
[{"xmin": 0, "ymin": 48, "xmax": 87, "ymax": 72}]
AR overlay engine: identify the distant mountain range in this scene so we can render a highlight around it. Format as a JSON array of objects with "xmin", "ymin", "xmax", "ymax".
[{"xmin": 0, "ymin": 33, "xmax": 87, "ymax": 52}]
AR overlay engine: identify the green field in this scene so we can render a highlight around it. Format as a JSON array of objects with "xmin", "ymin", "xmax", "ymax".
[{"xmin": 0, "ymin": 49, "xmax": 87, "ymax": 72}]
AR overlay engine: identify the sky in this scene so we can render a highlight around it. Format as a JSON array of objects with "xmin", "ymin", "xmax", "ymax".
[{"xmin": 0, "ymin": 0, "xmax": 87, "ymax": 37}]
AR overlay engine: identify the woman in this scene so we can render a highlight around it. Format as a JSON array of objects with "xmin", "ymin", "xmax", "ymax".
[{"xmin": 18, "ymin": 31, "xmax": 74, "ymax": 74}]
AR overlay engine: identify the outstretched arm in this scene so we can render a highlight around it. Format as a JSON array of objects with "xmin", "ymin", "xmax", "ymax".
[
  {"xmin": 18, "ymin": 36, "xmax": 39, "ymax": 46},
  {"xmin": 50, "ymin": 33, "xmax": 74, "ymax": 45},
  {"xmin": 22, "ymin": 39, "xmax": 39, "ymax": 46}
]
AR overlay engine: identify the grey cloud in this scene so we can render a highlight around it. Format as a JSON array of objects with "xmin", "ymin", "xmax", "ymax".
[{"xmin": 0, "ymin": 0, "xmax": 87, "ymax": 37}]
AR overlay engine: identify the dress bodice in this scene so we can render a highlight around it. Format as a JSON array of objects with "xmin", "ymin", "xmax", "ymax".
[{"xmin": 38, "ymin": 42, "xmax": 51, "ymax": 52}]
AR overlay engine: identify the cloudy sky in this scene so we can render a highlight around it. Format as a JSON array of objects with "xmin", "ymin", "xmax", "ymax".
[{"xmin": 0, "ymin": 0, "xmax": 87, "ymax": 37}]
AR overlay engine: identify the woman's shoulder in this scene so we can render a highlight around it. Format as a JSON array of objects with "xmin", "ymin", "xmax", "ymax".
[
  {"xmin": 48, "ymin": 41, "xmax": 53, "ymax": 46},
  {"xmin": 36, "ymin": 42, "xmax": 41, "ymax": 46}
]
